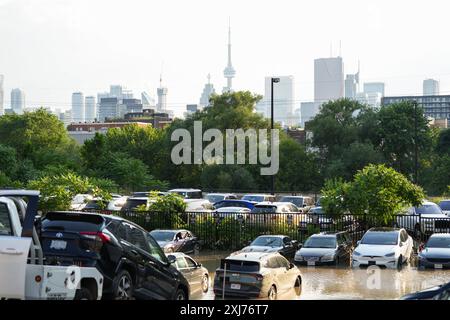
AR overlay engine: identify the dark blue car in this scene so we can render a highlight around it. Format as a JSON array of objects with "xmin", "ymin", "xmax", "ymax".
[{"xmin": 213, "ymin": 200, "xmax": 256, "ymax": 210}]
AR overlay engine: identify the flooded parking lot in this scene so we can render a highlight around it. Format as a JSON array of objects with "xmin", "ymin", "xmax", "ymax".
[{"xmin": 191, "ymin": 251, "xmax": 450, "ymax": 300}]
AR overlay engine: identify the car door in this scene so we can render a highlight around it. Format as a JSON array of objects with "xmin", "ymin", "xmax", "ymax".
[
  {"xmin": 282, "ymin": 237, "xmax": 295, "ymax": 259},
  {"xmin": 184, "ymin": 232, "xmax": 195, "ymax": 253},
  {"xmin": 185, "ymin": 256, "xmax": 203, "ymax": 293},
  {"xmin": 275, "ymin": 256, "xmax": 291, "ymax": 291},
  {"xmin": 0, "ymin": 203, "xmax": 31, "ymax": 300},
  {"xmin": 143, "ymin": 233, "xmax": 178, "ymax": 299}
]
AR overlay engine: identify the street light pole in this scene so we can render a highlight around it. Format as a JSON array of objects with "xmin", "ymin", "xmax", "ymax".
[
  {"xmin": 271, "ymin": 77, "xmax": 280, "ymax": 196},
  {"xmin": 413, "ymin": 101, "xmax": 418, "ymax": 184}
]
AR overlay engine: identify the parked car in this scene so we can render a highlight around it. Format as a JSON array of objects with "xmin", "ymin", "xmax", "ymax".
[
  {"xmin": 279, "ymin": 196, "xmax": 315, "ymax": 213},
  {"xmin": 418, "ymin": 233, "xmax": 450, "ymax": 269},
  {"xmin": 239, "ymin": 235, "xmax": 299, "ymax": 260},
  {"xmin": 299, "ymin": 207, "xmax": 358, "ymax": 232},
  {"xmin": 149, "ymin": 229, "xmax": 200, "ymax": 254},
  {"xmin": 213, "ymin": 199, "xmax": 256, "ymax": 210},
  {"xmin": 70, "ymin": 194, "xmax": 93, "ymax": 211},
  {"xmin": 82, "ymin": 196, "xmax": 128, "ymax": 212},
  {"xmin": 213, "ymin": 207, "xmax": 251, "ymax": 221},
  {"xmin": 241, "ymin": 194, "xmax": 276, "ymax": 203},
  {"xmin": 205, "ymin": 193, "xmax": 238, "ymax": 203},
  {"xmin": 396, "ymin": 200, "xmax": 450, "ymax": 238},
  {"xmin": 213, "ymin": 252, "xmax": 302, "ymax": 300},
  {"xmin": 352, "ymin": 228, "xmax": 413, "ymax": 269},
  {"xmin": 249, "ymin": 202, "xmax": 302, "ymax": 226},
  {"xmin": 400, "ymin": 281, "xmax": 450, "ymax": 300},
  {"xmin": 131, "ymin": 191, "xmax": 167, "ymax": 197},
  {"xmin": 438, "ymin": 199, "xmax": 450, "ymax": 216},
  {"xmin": 169, "ymin": 252, "xmax": 210, "ymax": 296},
  {"xmin": 169, "ymin": 188, "xmax": 203, "ymax": 199},
  {"xmin": 185, "ymin": 199, "xmax": 213, "ymax": 212},
  {"xmin": 294, "ymin": 231, "xmax": 353, "ymax": 266},
  {"xmin": 40, "ymin": 211, "xmax": 190, "ymax": 300},
  {"xmin": 121, "ymin": 196, "xmax": 155, "ymax": 211}
]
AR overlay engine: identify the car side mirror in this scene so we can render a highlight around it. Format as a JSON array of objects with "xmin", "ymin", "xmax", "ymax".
[
  {"xmin": 289, "ymin": 263, "xmax": 295, "ymax": 269},
  {"xmin": 356, "ymin": 240, "xmax": 361, "ymax": 246},
  {"xmin": 197, "ymin": 263, "xmax": 202, "ymax": 268},
  {"xmin": 167, "ymin": 255, "xmax": 176, "ymax": 264}
]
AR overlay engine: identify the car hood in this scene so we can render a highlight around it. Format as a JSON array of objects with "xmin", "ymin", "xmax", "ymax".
[
  {"xmin": 420, "ymin": 247, "xmax": 450, "ymax": 258},
  {"xmin": 354, "ymin": 244, "xmax": 397, "ymax": 256},
  {"xmin": 441, "ymin": 210, "xmax": 450, "ymax": 216},
  {"xmin": 157, "ymin": 241, "xmax": 174, "ymax": 248},
  {"xmin": 241, "ymin": 246, "xmax": 282, "ymax": 253},
  {"xmin": 297, "ymin": 247, "xmax": 336, "ymax": 256}
]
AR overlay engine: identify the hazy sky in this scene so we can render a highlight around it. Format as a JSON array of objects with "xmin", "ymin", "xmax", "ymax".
[{"xmin": 1, "ymin": 0, "xmax": 450, "ymax": 117}]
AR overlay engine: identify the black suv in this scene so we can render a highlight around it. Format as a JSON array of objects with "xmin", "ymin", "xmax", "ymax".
[{"xmin": 39, "ymin": 211, "xmax": 190, "ymax": 300}]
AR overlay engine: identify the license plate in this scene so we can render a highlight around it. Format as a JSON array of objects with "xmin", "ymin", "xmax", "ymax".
[
  {"xmin": 50, "ymin": 240, "xmax": 67, "ymax": 250},
  {"xmin": 307, "ymin": 261, "xmax": 315, "ymax": 266},
  {"xmin": 368, "ymin": 261, "xmax": 376, "ymax": 266},
  {"xmin": 435, "ymin": 264, "xmax": 443, "ymax": 269},
  {"xmin": 230, "ymin": 283, "xmax": 241, "ymax": 290}
]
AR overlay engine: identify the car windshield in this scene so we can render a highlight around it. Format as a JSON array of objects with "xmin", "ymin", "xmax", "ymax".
[
  {"xmin": 171, "ymin": 191, "xmax": 202, "ymax": 199},
  {"xmin": 122, "ymin": 199, "xmax": 147, "ymax": 210},
  {"xmin": 252, "ymin": 206, "xmax": 277, "ymax": 213},
  {"xmin": 304, "ymin": 236, "xmax": 336, "ymax": 248},
  {"xmin": 150, "ymin": 231, "xmax": 176, "ymax": 242},
  {"xmin": 416, "ymin": 204, "xmax": 443, "ymax": 215},
  {"xmin": 361, "ymin": 232, "xmax": 398, "ymax": 245},
  {"xmin": 438, "ymin": 201, "xmax": 450, "ymax": 211},
  {"xmin": 280, "ymin": 197, "xmax": 303, "ymax": 207},
  {"xmin": 242, "ymin": 195, "xmax": 265, "ymax": 202},
  {"xmin": 426, "ymin": 237, "xmax": 450, "ymax": 249},
  {"xmin": 207, "ymin": 194, "xmax": 225, "ymax": 203},
  {"xmin": 310, "ymin": 207, "xmax": 325, "ymax": 214},
  {"xmin": 214, "ymin": 201, "xmax": 249, "ymax": 209},
  {"xmin": 251, "ymin": 237, "xmax": 282, "ymax": 247},
  {"xmin": 221, "ymin": 259, "xmax": 260, "ymax": 272},
  {"xmin": 84, "ymin": 200, "xmax": 107, "ymax": 210}
]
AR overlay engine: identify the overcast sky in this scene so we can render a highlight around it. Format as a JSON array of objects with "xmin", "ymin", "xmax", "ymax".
[{"xmin": 1, "ymin": 0, "xmax": 450, "ymax": 117}]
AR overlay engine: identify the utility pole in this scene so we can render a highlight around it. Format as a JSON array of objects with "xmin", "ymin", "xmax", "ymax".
[
  {"xmin": 271, "ymin": 77, "xmax": 280, "ymax": 195},
  {"xmin": 414, "ymin": 101, "xmax": 418, "ymax": 184}
]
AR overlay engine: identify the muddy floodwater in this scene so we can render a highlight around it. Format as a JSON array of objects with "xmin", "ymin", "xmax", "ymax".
[{"xmin": 189, "ymin": 251, "xmax": 450, "ymax": 300}]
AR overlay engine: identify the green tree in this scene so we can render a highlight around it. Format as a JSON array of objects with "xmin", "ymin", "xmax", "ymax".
[
  {"xmin": 321, "ymin": 164, "xmax": 425, "ymax": 225},
  {"xmin": 436, "ymin": 128, "xmax": 450, "ymax": 155},
  {"xmin": 27, "ymin": 172, "xmax": 112, "ymax": 212},
  {"xmin": 374, "ymin": 101, "xmax": 431, "ymax": 179}
]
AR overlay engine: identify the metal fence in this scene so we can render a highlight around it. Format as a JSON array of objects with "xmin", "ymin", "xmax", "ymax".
[{"xmin": 90, "ymin": 210, "xmax": 450, "ymax": 251}]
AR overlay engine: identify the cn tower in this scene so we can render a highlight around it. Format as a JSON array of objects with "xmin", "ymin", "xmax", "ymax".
[{"xmin": 223, "ymin": 20, "xmax": 236, "ymax": 93}]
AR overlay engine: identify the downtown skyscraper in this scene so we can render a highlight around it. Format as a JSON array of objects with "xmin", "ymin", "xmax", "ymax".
[
  {"xmin": 314, "ymin": 56, "xmax": 344, "ymax": 103},
  {"xmin": 72, "ymin": 92, "xmax": 85, "ymax": 123}
]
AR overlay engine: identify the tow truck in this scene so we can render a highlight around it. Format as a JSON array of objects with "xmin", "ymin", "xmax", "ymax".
[{"xmin": 0, "ymin": 190, "xmax": 103, "ymax": 300}]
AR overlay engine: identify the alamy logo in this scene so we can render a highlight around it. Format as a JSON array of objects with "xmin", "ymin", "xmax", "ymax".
[{"xmin": 170, "ymin": 121, "xmax": 279, "ymax": 175}]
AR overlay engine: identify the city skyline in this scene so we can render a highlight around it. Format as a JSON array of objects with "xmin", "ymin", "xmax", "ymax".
[{"xmin": 2, "ymin": 0, "xmax": 450, "ymax": 118}]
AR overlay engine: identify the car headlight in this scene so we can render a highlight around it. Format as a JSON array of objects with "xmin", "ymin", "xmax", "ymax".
[
  {"xmin": 385, "ymin": 252, "xmax": 395, "ymax": 257},
  {"xmin": 353, "ymin": 251, "xmax": 361, "ymax": 256},
  {"xmin": 322, "ymin": 254, "xmax": 335, "ymax": 261}
]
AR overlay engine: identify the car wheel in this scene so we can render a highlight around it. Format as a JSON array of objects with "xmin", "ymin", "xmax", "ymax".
[
  {"xmin": 201, "ymin": 274, "xmax": 209, "ymax": 293},
  {"xmin": 175, "ymin": 288, "xmax": 187, "ymax": 300},
  {"xmin": 74, "ymin": 287, "xmax": 94, "ymax": 300},
  {"xmin": 335, "ymin": 255, "xmax": 340, "ymax": 266},
  {"xmin": 113, "ymin": 270, "xmax": 133, "ymax": 300},
  {"xmin": 294, "ymin": 276, "xmax": 302, "ymax": 288},
  {"xmin": 268, "ymin": 285, "xmax": 277, "ymax": 300}
]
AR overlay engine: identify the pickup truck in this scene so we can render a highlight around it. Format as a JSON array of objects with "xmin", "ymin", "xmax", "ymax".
[{"xmin": 0, "ymin": 190, "xmax": 103, "ymax": 300}]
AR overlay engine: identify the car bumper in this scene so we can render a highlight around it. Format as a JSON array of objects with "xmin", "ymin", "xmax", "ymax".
[
  {"xmin": 352, "ymin": 257, "xmax": 397, "ymax": 268},
  {"xmin": 294, "ymin": 255, "xmax": 336, "ymax": 265},
  {"xmin": 418, "ymin": 259, "xmax": 450, "ymax": 269}
]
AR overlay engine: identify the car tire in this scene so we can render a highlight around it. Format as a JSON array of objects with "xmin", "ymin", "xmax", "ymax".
[
  {"xmin": 112, "ymin": 270, "xmax": 133, "ymax": 300},
  {"xmin": 294, "ymin": 276, "xmax": 302, "ymax": 288},
  {"xmin": 175, "ymin": 287, "xmax": 188, "ymax": 300},
  {"xmin": 268, "ymin": 285, "xmax": 277, "ymax": 300},
  {"xmin": 335, "ymin": 256, "xmax": 340, "ymax": 266},
  {"xmin": 74, "ymin": 287, "xmax": 94, "ymax": 300},
  {"xmin": 201, "ymin": 274, "xmax": 209, "ymax": 293}
]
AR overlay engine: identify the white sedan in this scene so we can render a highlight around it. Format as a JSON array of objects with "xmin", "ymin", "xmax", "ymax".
[{"xmin": 352, "ymin": 227, "xmax": 413, "ymax": 269}]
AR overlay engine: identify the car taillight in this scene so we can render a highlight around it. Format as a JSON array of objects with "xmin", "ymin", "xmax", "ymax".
[{"xmin": 80, "ymin": 231, "xmax": 111, "ymax": 243}]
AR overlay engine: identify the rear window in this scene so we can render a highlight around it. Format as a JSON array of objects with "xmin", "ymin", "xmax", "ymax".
[
  {"xmin": 42, "ymin": 212, "xmax": 104, "ymax": 232},
  {"xmin": 439, "ymin": 201, "xmax": 450, "ymax": 211},
  {"xmin": 220, "ymin": 259, "xmax": 260, "ymax": 272},
  {"xmin": 122, "ymin": 199, "xmax": 147, "ymax": 210},
  {"xmin": 0, "ymin": 203, "xmax": 13, "ymax": 236},
  {"xmin": 416, "ymin": 204, "xmax": 442, "ymax": 215},
  {"xmin": 214, "ymin": 201, "xmax": 249, "ymax": 209},
  {"xmin": 280, "ymin": 197, "xmax": 303, "ymax": 207},
  {"xmin": 252, "ymin": 205, "xmax": 277, "ymax": 213}
]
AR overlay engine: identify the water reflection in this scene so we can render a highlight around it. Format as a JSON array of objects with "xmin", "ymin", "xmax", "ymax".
[{"xmin": 190, "ymin": 251, "xmax": 450, "ymax": 300}]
